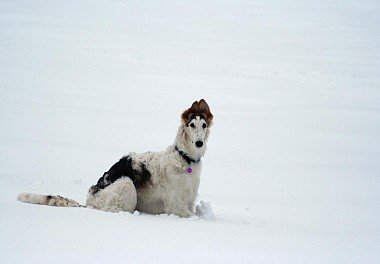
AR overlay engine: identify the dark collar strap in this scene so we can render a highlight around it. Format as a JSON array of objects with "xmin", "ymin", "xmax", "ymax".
[{"xmin": 175, "ymin": 146, "xmax": 201, "ymax": 165}]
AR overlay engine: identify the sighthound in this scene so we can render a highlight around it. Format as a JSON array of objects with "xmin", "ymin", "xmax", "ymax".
[{"xmin": 18, "ymin": 99, "xmax": 213, "ymax": 218}]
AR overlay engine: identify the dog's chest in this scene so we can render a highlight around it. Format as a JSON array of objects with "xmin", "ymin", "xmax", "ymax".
[
  {"xmin": 136, "ymin": 164, "xmax": 201, "ymax": 214},
  {"xmin": 168, "ymin": 168, "xmax": 200, "ymax": 196}
]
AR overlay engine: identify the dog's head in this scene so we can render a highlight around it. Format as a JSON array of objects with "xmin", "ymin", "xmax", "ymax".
[{"xmin": 181, "ymin": 99, "xmax": 213, "ymax": 153}]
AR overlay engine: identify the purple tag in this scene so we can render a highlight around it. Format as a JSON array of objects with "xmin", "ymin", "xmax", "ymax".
[{"xmin": 186, "ymin": 167, "xmax": 192, "ymax": 173}]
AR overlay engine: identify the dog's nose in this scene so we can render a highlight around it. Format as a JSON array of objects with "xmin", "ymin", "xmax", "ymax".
[{"xmin": 195, "ymin": 141, "xmax": 203, "ymax": 148}]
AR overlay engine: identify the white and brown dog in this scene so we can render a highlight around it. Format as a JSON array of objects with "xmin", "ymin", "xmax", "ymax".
[{"xmin": 18, "ymin": 99, "xmax": 213, "ymax": 218}]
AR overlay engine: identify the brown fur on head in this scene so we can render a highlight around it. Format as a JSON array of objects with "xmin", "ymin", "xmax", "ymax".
[{"xmin": 181, "ymin": 99, "xmax": 213, "ymax": 126}]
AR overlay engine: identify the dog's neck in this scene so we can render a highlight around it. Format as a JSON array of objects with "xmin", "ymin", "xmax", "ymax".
[
  {"xmin": 173, "ymin": 125, "xmax": 206, "ymax": 162},
  {"xmin": 174, "ymin": 146, "xmax": 201, "ymax": 164}
]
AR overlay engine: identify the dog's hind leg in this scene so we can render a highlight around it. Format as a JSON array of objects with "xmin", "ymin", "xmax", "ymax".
[
  {"xmin": 90, "ymin": 155, "xmax": 151, "ymax": 194},
  {"xmin": 86, "ymin": 177, "xmax": 137, "ymax": 213}
]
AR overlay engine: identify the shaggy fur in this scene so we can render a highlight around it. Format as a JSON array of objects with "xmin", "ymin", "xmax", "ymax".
[
  {"xmin": 18, "ymin": 193, "xmax": 80, "ymax": 207},
  {"xmin": 18, "ymin": 99, "xmax": 213, "ymax": 218},
  {"xmin": 86, "ymin": 177, "xmax": 137, "ymax": 213}
]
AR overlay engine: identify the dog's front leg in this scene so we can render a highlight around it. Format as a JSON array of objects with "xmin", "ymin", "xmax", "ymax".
[
  {"xmin": 165, "ymin": 203, "xmax": 194, "ymax": 218},
  {"xmin": 174, "ymin": 208, "xmax": 194, "ymax": 218}
]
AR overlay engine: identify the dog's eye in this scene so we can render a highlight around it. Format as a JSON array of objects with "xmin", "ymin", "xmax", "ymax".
[
  {"xmin": 190, "ymin": 123, "xmax": 195, "ymax": 128},
  {"xmin": 202, "ymin": 123, "xmax": 207, "ymax": 129}
]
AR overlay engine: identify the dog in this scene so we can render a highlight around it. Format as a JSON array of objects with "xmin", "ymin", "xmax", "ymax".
[{"xmin": 18, "ymin": 99, "xmax": 213, "ymax": 218}]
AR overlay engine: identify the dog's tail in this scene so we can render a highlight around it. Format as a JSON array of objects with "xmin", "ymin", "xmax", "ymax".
[{"xmin": 18, "ymin": 193, "xmax": 82, "ymax": 207}]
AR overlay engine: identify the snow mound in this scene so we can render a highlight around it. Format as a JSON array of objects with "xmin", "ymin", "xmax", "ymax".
[{"xmin": 195, "ymin": 200, "xmax": 215, "ymax": 220}]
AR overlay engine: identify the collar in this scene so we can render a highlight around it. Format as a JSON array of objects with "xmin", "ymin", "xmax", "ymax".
[{"xmin": 174, "ymin": 146, "xmax": 201, "ymax": 165}]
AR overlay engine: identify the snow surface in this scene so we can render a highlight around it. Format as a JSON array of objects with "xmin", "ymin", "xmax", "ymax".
[
  {"xmin": 196, "ymin": 200, "xmax": 216, "ymax": 221},
  {"xmin": 1, "ymin": 0, "xmax": 379, "ymax": 263}
]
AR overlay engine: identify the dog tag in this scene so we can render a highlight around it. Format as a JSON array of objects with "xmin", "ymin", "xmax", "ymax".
[{"xmin": 186, "ymin": 167, "xmax": 192, "ymax": 173}]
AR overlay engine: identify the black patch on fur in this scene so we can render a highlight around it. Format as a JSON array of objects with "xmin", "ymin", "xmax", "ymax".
[
  {"xmin": 175, "ymin": 146, "xmax": 201, "ymax": 164},
  {"xmin": 186, "ymin": 114, "xmax": 205, "ymax": 126},
  {"xmin": 90, "ymin": 156, "xmax": 151, "ymax": 194}
]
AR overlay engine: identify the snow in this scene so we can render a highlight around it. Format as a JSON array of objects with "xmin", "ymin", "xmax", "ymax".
[
  {"xmin": 1, "ymin": 0, "xmax": 379, "ymax": 263},
  {"xmin": 196, "ymin": 200, "xmax": 215, "ymax": 221}
]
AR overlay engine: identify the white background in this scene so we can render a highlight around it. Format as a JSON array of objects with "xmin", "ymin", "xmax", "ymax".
[{"xmin": 1, "ymin": 1, "xmax": 379, "ymax": 263}]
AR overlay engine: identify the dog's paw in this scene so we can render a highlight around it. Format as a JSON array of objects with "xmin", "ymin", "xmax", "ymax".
[
  {"xmin": 177, "ymin": 209, "xmax": 194, "ymax": 218},
  {"xmin": 88, "ymin": 185, "xmax": 100, "ymax": 195}
]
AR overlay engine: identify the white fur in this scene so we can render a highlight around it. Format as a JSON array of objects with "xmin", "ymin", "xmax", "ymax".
[
  {"xmin": 18, "ymin": 193, "xmax": 50, "ymax": 205},
  {"xmin": 86, "ymin": 122, "xmax": 210, "ymax": 217},
  {"xmin": 86, "ymin": 177, "xmax": 137, "ymax": 213},
  {"xmin": 18, "ymin": 193, "xmax": 80, "ymax": 207}
]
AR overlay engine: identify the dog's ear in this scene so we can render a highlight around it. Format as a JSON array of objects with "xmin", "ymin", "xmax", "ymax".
[
  {"xmin": 181, "ymin": 99, "xmax": 213, "ymax": 126},
  {"xmin": 181, "ymin": 100, "xmax": 199, "ymax": 125},
  {"xmin": 190, "ymin": 100, "xmax": 199, "ymax": 112},
  {"xmin": 199, "ymin": 99, "xmax": 213, "ymax": 126}
]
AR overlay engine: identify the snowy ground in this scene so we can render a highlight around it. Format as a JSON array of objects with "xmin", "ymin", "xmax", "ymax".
[{"xmin": 1, "ymin": 1, "xmax": 379, "ymax": 263}]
